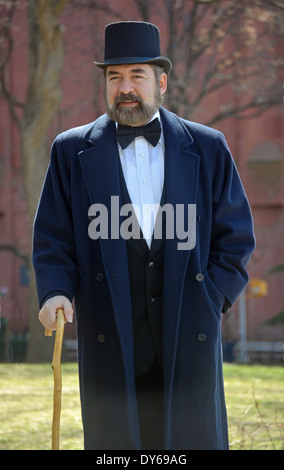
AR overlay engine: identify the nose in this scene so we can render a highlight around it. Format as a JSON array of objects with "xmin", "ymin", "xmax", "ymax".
[{"xmin": 118, "ymin": 77, "xmax": 134, "ymax": 95}]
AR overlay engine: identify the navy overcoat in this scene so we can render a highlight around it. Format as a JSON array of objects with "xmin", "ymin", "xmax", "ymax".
[{"xmin": 33, "ymin": 107, "xmax": 255, "ymax": 449}]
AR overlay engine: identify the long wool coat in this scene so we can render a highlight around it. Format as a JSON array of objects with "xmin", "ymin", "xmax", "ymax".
[{"xmin": 33, "ymin": 107, "xmax": 255, "ymax": 450}]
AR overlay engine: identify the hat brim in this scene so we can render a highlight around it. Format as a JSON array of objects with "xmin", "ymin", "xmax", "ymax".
[{"xmin": 94, "ymin": 56, "xmax": 172, "ymax": 74}]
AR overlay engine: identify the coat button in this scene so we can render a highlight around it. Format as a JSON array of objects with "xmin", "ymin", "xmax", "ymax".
[
  {"xmin": 96, "ymin": 272, "xmax": 104, "ymax": 282},
  {"xmin": 97, "ymin": 334, "xmax": 105, "ymax": 343},
  {"xmin": 148, "ymin": 261, "xmax": 155, "ymax": 269},
  {"xmin": 197, "ymin": 333, "xmax": 207, "ymax": 342},
  {"xmin": 150, "ymin": 295, "xmax": 157, "ymax": 303},
  {"xmin": 196, "ymin": 273, "xmax": 204, "ymax": 282}
]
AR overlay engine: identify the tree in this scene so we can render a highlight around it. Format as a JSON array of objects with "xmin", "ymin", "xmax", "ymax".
[
  {"xmin": 159, "ymin": 0, "xmax": 284, "ymax": 124},
  {"xmin": 0, "ymin": 0, "xmax": 70, "ymax": 361}
]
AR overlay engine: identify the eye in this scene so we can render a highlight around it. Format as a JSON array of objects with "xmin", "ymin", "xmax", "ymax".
[{"xmin": 108, "ymin": 74, "xmax": 121, "ymax": 81}]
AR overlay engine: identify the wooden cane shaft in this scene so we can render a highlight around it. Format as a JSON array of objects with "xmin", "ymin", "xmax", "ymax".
[
  {"xmin": 44, "ymin": 308, "xmax": 65, "ymax": 450},
  {"xmin": 51, "ymin": 308, "xmax": 65, "ymax": 450}
]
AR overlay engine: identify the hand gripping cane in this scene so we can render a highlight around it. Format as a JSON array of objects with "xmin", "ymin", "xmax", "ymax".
[{"xmin": 45, "ymin": 308, "xmax": 65, "ymax": 450}]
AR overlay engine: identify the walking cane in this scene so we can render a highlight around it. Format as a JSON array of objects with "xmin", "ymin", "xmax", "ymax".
[{"xmin": 45, "ymin": 308, "xmax": 65, "ymax": 450}]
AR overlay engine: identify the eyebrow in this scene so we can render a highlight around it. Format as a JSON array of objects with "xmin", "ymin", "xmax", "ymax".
[
  {"xmin": 130, "ymin": 68, "xmax": 147, "ymax": 74},
  {"xmin": 107, "ymin": 70, "xmax": 120, "ymax": 77},
  {"xmin": 107, "ymin": 67, "xmax": 148, "ymax": 77}
]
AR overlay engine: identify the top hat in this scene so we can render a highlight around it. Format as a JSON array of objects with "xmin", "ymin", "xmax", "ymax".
[{"xmin": 94, "ymin": 21, "xmax": 172, "ymax": 74}]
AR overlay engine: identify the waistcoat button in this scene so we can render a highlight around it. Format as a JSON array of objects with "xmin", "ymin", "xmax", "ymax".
[
  {"xmin": 196, "ymin": 273, "xmax": 204, "ymax": 282},
  {"xmin": 197, "ymin": 333, "xmax": 207, "ymax": 342},
  {"xmin": 97, "ymin": 334, "xmax": 105, "ymax": 343},
  {"xmin": 96, "ymin": 272, "xmax": 104, "ymax": 282}
]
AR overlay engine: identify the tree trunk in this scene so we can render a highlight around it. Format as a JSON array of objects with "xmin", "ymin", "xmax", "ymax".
[{"xmin": 23, "ymin": 0, "xmax": 69, "ymax": 362}]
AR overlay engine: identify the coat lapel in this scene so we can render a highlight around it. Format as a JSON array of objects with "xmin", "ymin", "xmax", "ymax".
[
  {"xmin": 160, "ymin": 108, "xmax": 201, "ymax": 396},
  {"xmin": 77, "ymin": 114, "xmax": 135, "ymax": 370}
]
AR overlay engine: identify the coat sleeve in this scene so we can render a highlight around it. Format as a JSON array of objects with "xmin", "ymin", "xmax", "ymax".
[
  {"xmin": 32, "ymin": 135, "xmax": 77, "ymax": 308},
  {"xmin": 207, "ymin": 131, "xmax": 255, "ymax": 309}
]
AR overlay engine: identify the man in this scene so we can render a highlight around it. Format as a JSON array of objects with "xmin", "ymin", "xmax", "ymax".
[{"xmin": 34, "ymin": 21, "xmax": 255, "ymax": 450}]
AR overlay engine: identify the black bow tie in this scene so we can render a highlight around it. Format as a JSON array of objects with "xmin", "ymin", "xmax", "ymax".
[{"xmin": 116, "ymin": 118, "xmax": 161, "ymax": 150}]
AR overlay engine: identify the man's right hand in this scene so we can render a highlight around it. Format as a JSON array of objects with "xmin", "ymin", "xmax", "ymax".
[{"xmin": 38, "ymin": 295, "xmax": 73, "ymax": 331}]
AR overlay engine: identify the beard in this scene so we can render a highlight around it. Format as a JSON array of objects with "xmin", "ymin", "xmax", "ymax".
[{"xmin": 105, "ymin": 83, "xmax": 164, "ymax": 126}]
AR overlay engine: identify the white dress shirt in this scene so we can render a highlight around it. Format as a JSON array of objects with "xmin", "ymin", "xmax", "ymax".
[{"xmin": 117, "ymin": 111, "xmax": 165, "ymax": 247}]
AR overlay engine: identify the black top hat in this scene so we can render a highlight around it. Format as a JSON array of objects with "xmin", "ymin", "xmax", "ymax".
[{"xmin": 94, "ymin": 21, "xmax": 172, "ymax": 74}]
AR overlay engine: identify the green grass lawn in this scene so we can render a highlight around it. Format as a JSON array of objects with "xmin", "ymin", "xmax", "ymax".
[
  {"xmin": 224, "ymin": 363, "xmax": 284, "ymax": 450},
  {"xmin": 0, "ymin": 362, "xmax": 283, "ymax": 450}
]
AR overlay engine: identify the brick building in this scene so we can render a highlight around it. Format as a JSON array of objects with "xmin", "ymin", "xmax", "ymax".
[{"xmin": 0, "ymin": 2, "xmax": 283, "ymax": 361}]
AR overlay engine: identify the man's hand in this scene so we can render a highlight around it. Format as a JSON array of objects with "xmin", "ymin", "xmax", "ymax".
[{"xmin": 38, "ymin": 295, "xmax": 73, "ymax": 331}]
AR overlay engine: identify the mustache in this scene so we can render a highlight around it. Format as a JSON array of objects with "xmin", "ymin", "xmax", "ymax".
[{"xmin": 115, "ymin": 93, "xmax": 142, "ymax": 105}]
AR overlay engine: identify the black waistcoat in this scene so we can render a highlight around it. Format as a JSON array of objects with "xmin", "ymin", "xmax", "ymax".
[{"xmin": 119, "ymin": 163, "xmax": 165, "ymax": 376}]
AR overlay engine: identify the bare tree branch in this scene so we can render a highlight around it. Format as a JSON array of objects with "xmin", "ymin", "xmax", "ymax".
[
  {"xmin": 206, "ymin": 93, "xmax": 281, "ymax": 126},
  {"xmin": 162, "ymin": 0, "xmax": 284, "ymax": 123},
  {"xmin": 265, "ymin": 0, "xmax": 284, "ymax": 9},
  {"xmin": 0, "ymin": 0, "xmax": 23, "ymax": 125},
  {"xmin": 0, "ymin": 244, "xmax": 29, "ymax": 265},
  {"xmin": 69, "ymin": 0, "xmax": 125, "ymax": 20}
]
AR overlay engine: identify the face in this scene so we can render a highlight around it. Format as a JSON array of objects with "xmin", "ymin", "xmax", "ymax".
[{"xmin": 104, "ymin": 64, "xmax": 167, "ymax": 126}]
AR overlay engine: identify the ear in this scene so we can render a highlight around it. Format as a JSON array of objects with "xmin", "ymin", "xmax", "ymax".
[{"xmin": 160, "ymin": 73, "xmax": 167, "ymax": 95}]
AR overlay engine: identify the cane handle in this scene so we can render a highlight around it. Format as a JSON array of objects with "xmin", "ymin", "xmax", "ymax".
[{"xmin": 44, "ymin": 308, "xmax": 65, "ymax": 336}]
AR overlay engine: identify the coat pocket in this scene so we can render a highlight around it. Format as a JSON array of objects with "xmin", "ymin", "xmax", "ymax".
[{"xmin": 204, "ymin": 271, "xmax": 225, "ymax": 319}]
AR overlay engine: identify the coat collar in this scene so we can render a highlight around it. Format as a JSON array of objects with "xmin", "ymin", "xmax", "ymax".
[
  {"xmin": 83, "ymin": 112, "xmax": 115, "ymax": 146},
  {"xmin": 83, "ymin": 106, "xmax": 195, "ymax": 149}
]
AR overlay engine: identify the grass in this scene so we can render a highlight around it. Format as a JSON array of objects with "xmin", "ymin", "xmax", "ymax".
[
  {"xmin": 0, "ymin": 362, "xmax": 283, "ymax": 450},
  {"xmin": 224, "ymin": 363, "xmax": 284, "ymax": 450},
  {"xmin": 0, "ymin": 363, "xmax": 83, "ymax": 450}
]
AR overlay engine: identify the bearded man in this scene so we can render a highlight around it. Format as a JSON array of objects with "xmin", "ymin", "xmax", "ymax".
[{"xmin": 34, "ymin": 21, "xmax": 255, "ymax": 450}]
